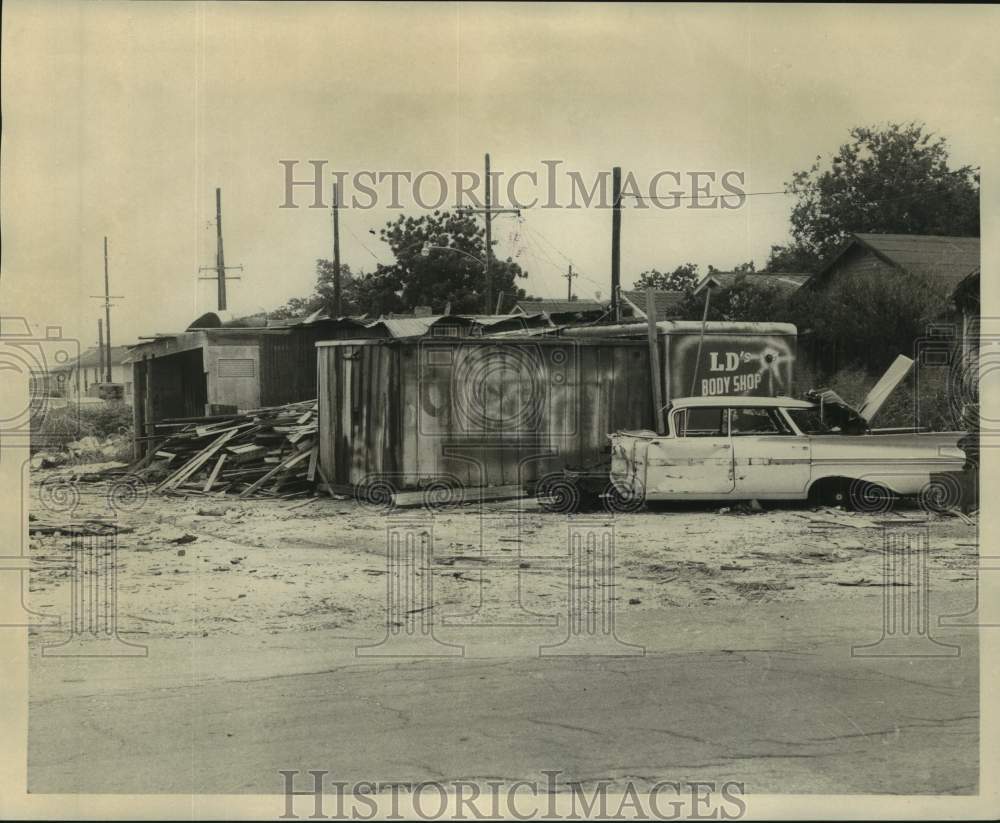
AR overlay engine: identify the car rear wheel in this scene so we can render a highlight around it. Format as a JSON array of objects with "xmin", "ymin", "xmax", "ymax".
[
  {"xmin": 847, "ymin": 479, "xmax": 896, "ymax": 514},
  {"xmin": 536, "ymin": 474, "xmax": 581, "ymax": 514}
]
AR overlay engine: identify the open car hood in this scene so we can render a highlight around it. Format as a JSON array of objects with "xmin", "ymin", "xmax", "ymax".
[{"xmin": 806, "ymin": 354, "xmax": 914, "ymax": 430}]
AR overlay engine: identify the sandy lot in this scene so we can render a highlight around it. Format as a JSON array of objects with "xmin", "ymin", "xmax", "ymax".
[
  {"xmin": 25, "ymin": 472, "xmax": 980, "ymax": 642},
  {"xmin": 24, "ymin": 471, "xmax": 982, "ymax": 796}
]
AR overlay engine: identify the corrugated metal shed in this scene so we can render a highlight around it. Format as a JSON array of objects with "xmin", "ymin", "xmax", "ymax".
[
  {"xmin": 316, "ymin": 336, "xmax": 652, "ymax": 491},
  {"xmin": 512, "ymin": 299, "xmax": 607, "ymax": 318}
]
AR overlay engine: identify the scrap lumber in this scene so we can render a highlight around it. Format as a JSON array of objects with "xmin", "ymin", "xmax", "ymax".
[
  {"xmin": 203, "ymin": 454, "xmax": 227, "ymax": 492},
  {"xmin": 391, "ymin": 484, "xmax": 526, "ymax": 508},
  {"xmin": 136, "ymin": 399, "xmax": 320, "ymax": 499}
]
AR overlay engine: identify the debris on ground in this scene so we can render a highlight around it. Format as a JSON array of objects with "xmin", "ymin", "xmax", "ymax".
[
  {"xmin": 133, "ymin": 399, "xmax": 318, "ymax": 498},
  {"xmin": 29, "ymin": 518, "xmax": 132, "ymax": 536}
]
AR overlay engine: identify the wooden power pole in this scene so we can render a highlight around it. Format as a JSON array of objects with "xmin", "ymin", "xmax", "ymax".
[
  {"xmin": 564, "ymin": 264, "xmax": 577, "ymax": 301},
  {"xmin": 97, "ymin": 318, "xmax": 105, "ymax": 383},
  {"xmin": 610, "ymin": 166, "xmax": 622, "ymax": 323},
  {"xmin": 332, "ymin": 182, "xmax": 342, "ymax": 317},
  {"xmin": 102, "ymin": 237, "xmax": 112, "ymax": 381},
  {"xmin": 215, "ymin": 188, "xmax": 228, "ymax": 310},
  {"xmin": 484, "ymin": 153, "xmax": 493, "ymax": 315},
  {"xmin": 198, "ymin": 188, "xmax": 243, "ymax": 311},
  {"xmin": 458, "ymin": 154, "xmax": 520, "ymax": 315},
  {"xmin": 90, "ymin": 237, "xmax": 122, "ymax": 383}
]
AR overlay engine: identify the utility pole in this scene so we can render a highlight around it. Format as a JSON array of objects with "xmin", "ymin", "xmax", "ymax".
[
  {"xmin": 215, "ymin": 188, "xmax": 227, "ymax": 310},
  {"xmin": 97, "ymin": 318, "xmax": 105, "ymax": 384},
  {"xmin": 332, "ymin": 182, "xmax": 342, "ymax": 317},
  {"xmin": 564, "ymin": 264, "xmax": 577, "ymax": 301},
  {"xmin": 90, "ymin": 237, "xmax": 123, "ymax": 383},
  {"xmin": 484, "ymin": 153, "xmax": 492, "ymax": 315},
  {"xmin": 102, "ymin": 237, "xmax": 112, "ymax": 381},
  {"xmin": 610, "ymin": 166, "xmax": 622, "ymax": 323},
  {"xmin": 458, "ymin": 153, "xmax": 520, "ymax": 315},
  {"xmin": 198, "ymin": 187, "xmax": 243, "ymax": 311}
]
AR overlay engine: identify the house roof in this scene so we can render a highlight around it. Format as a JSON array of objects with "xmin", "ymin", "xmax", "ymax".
[
  {"xmin": 55, "ymin": 345, "xmax": 132, "ymax": 371},
  {"xmin": 621, "ymin": 290, "xmax": 686, "ymax": 321},
  {"xmin": 693, "ymin": 272, "xmax": 811, "ymax": 296},
  {"xmin": 513, "ymin": 299, "xmax": 607, "ymax": 316},
  {"xmin": 818, "ymin": 233, "xmax": 980, "ymax": 290}
]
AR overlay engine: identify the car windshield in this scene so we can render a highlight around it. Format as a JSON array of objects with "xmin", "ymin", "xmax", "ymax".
[{"xmin": 786, "ymin": 407, "xmax": 833, "ymax": 434}]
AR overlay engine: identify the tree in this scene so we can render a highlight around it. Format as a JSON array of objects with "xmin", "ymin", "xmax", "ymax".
[
  {"xmin": 769, "ymin": 122, "xmax": 979, "ymax": 271},
  {"xmin": 271, "ymin": 210, "xmax": 529, "ymax": 319},
  {"xmin": 678, "ymin": 273, "xmax": 788, "ymax": 323},
  {"xmin": 373, "ymin": 211, "xmax": 527, "ymax": 314},
  {"xmin": 633, "ymin": 263, "xmax": 699, "ymax": 292},
  {"xmin": 764, "ymin": 242, "xmax": 819, "ymax": 273},
  {"xmin": 270, "ymin": 261, "xmax": 364, "ymax": 320},
  {"xmin": 788, "ymin": 266, "xmax": 948, "ymax": 374}
]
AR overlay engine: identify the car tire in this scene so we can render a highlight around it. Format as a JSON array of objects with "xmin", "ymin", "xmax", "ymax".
[
  {"xmin": 918, "ymin": 475, "xmax": 963, "ymax": 514},
  {"xmin": 847, "ymin": 479, "xmax": 895, "ymax": 514},
  {"xmin": 536, "ymin": 474, "xmax": 581, "ymax": 514},
  {"xmin": 602, "ymin": 481, "xmax": 644, "ymax": 514}
]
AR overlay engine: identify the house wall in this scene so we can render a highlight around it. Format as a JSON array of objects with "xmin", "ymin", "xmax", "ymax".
[
  {"xmin": 317, "ymin": 338, "xmax": 653, "ymax": 491},
  {"xmin": 61, "ymin": 362, "xmax": 133, "ymax": 403}
]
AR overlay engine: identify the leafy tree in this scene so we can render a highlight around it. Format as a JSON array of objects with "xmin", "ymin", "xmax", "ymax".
[
  {"xmin": 769, "ymin": 122, "xmax": 979, "ymax": 271},
  {"xmin": 271, "ymin": 211, "xmax": 528, "ymax": 318},
  {"xmin": 270, "ymin": 261, "xmax": 363, "ymax": 320},
  {"xmin": 373, "ymin": 211, "xmax": 527, "ymax": 314},
  {"xmin": 633, "ymin": 263, "xmax": 699, "ymax": 292},
  {"xmin": 764, "ymin": 242, "xmax": 820, "ymax": 273},
  {"xmin": 679, "ymin": 273, "xmax": 787, "ymax": 323}
]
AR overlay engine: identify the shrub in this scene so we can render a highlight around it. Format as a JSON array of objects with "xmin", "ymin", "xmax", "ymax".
[{"xmin": 32, "ymin": 401, "xmax": 133, "ymax": 454}]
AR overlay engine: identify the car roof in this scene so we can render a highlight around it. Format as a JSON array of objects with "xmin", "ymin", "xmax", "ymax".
[{"xmin": 671, "ymin": 395, "xmax": 816, "ymax": 410}]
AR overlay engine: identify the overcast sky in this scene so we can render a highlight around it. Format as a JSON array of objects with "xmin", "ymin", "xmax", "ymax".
[{"xmin": 2, "ymin": 2, "xmax": 997, "ymax": 349}]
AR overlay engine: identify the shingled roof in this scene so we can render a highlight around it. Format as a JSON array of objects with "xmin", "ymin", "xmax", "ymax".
[
  {"xmin": 54, "ymin": 345, "xmax": 132, "ymax": 371},
  {"xmin": 818, "ymin": 233, "xmax": 980, "ymax": 290},
  {"xmin": 620, "ymin": 290, "xmax": 686, "ymax": 321}
]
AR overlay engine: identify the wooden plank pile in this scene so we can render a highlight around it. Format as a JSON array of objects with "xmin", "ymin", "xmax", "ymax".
[{"xmin": 134, "ymin": 399, "xmax": 319, "ymax": 498}]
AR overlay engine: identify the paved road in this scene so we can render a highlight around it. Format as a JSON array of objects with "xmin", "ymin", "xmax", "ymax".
[{"xmin": 28, "ymin": 592, "xmax": 978, "ymax": 797}]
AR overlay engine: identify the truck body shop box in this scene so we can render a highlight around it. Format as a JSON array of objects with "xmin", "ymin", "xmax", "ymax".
[{"xmin": 658, "ymin": 321, "xmax": 797, "ymax": 403}]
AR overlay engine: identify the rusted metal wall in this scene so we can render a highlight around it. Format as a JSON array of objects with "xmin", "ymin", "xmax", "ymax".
[
  {"xmin": 317, "ymin": 337, "xmax": 652, "ymax": 491},
  {"xmin": 259, "ymin": 331, "xmax": 318, "ymax": 408}
]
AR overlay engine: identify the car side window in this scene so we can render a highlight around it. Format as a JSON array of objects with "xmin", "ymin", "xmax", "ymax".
[
  {"xmin": 678, "ymin": 407, "xmax": 729, "ymax": 437},
  {"xmin": 730, "ymin": 407, "xmax": 793, "ymax": 436}
]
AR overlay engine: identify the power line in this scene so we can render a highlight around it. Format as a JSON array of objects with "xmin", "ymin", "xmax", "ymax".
[{"xmin": 625, "ymin": 165, "xmax": 980, "ymax": 204}]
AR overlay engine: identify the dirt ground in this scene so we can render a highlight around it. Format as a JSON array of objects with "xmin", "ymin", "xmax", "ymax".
[
  {"xmin": 24, "ymin": 470, "xmax": 982, "ymax": 796},
  {"xmin": 25, "ymin": 470, "xmax": 979, "ymax": 644}
]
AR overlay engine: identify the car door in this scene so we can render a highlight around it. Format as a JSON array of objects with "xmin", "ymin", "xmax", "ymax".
[
  {"xmin": 730, "ymin": 406, "xmax": 811, "ymax": 496},
  {"xmin": 643, "ymin": 406, "xmax": 735, "ymax": 496}
]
